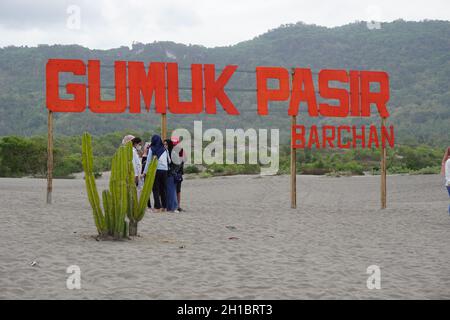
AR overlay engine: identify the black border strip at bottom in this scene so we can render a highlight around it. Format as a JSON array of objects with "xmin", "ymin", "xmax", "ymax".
[{"xmin": 0, "ymin": 300, "xmax": 447, "ymax": 318}]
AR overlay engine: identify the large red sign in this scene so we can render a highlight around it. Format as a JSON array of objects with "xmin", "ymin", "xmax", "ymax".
[
  {"xmin": 46, "ymin": 59, "xmax": 393, "ymax": 149},
  {"xmin": 46, "ymin": 59, "xmax": 389, "ymax": 117}
]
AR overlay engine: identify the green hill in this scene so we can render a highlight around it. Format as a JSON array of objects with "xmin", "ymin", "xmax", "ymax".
[{"xmin": 0, "ymin": 20, "xmax": 449, "ymax": 146}]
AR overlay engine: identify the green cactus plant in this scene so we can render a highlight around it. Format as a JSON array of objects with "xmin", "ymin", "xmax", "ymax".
[
  {"xmin": 81, "ymin": 132, "xmax": 157, "ymax": 239},
  {"xmin": 109, "ymin": 145, "xmax": 129, "ymax": 239},
  {"xmin": 81, "ymin": 133, "xmax": 107, "ymax": 237}
]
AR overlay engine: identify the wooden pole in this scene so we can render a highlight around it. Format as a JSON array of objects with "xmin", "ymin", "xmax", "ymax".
[
  {"xmin": 161, "ymin": 113, "xmax": 167, "ymax": 140},
  {"xmin": 47, "ymin": 110, "xmax": 53, "ymax": 204},
  {"xmin": 290, "ymin": 67, "xmax": 297, "ymax": 209},
  {"xmin": 381, "ymin": 117, "xmax": 387, "ymax": 209},
  {"xmin": 291, "ymin": 115, "xmax": 297, "ymax": 209}
]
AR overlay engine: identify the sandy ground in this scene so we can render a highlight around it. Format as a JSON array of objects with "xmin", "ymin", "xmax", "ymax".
[{"xmin": 0, "ymin": 173, "xmax": 449, "ymax": 299}]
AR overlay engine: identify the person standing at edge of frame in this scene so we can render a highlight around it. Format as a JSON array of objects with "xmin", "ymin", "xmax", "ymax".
[
  {"xmin": 143, "ymin": 135, "xmax": 169, "ymax": 213},
  {"xmin": 442, "ymin": 147, "xmax": 450, "ymax": 215}
]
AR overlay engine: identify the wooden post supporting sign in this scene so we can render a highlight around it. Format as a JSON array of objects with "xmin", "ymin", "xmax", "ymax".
[
  {"xmin": 291, "ymin": 115, "xmax": 297, "ymax": 209},
  {"xmin": 161, "ymin": 113, "xmax": 167, "ymax": 140},
  {"xmin": 47, "ymin": 110, "xmax": 54, "ymax": 204},
  {"xmin": 381, "ymin": 117, "xmax": 387, "ymax": 209}
]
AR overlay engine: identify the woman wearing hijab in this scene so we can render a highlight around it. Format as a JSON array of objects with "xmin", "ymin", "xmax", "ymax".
[
  {"xmin": 122, "ymin": 134, "xmax": 135, "ymax": 145},
  {"xmin": 442, "ymin": 147, "xmax": 450, "ymax": 214},
  {"xmin": 164, "ymin": 139, "xmax": 179, "ymax": 212},
  {"xmin": 143, "ymin": 135, "xmax": 169, "ymax": 212}
]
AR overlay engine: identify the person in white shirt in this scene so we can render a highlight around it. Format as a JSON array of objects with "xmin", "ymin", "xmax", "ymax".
[
  {"xmin": 131, "ymin": 137, "xmax": 143, "ymax": 189},
  {"xmin": 442, "ymin": 147, "xmax": 450, "ymax": 214},
  {"xmin": 143, "ymin": 135, "xmax": 169, "ymax": 212}
]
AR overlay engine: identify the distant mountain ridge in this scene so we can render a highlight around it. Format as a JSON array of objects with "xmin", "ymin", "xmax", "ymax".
[{"xmin": 0, "ymin": 20, "xmax": 449, "ymax": 146}]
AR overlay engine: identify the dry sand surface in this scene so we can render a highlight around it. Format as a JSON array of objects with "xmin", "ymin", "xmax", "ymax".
[{"xmin": 0, "ymin": 173, "xmax": 449, "ymax": 299}]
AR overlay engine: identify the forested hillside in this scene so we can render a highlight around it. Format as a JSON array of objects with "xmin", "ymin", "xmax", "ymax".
[{"xmin": 0, "ymin": 20, "xmax": 449, "ymax": 146}]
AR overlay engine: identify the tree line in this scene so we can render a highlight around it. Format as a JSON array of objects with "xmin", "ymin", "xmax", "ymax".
[{"xmin": 0, "ymin": 132, "xmax": 445, "ymax": 178}]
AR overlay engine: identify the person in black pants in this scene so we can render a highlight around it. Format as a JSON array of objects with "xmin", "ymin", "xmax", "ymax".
[
  {"xmin": 171, "ymin": 137, "xmax": 186, "ymax": 212},
  {"xmin": 143, "ymin": 135, "xmax": 169, "ymax": 212},
  {"xmin": 153, "ymin": 169, "xmax": 168, "ymax": 211}
]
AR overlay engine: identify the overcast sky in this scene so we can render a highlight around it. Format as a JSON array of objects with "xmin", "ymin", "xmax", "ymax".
[{"xmin": 0, "ymin": 0, "xmax": 449, "ymax": 49}]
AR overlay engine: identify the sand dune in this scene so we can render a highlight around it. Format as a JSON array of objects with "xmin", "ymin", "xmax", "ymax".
[{"xmin": 0, "ymin": 174, "xmax": 449, "ymax": 299}]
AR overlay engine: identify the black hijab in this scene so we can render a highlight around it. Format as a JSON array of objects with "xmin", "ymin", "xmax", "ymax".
[{"xmin": 150, "ymin": 135, "xmax": 165, "ymax": 158}]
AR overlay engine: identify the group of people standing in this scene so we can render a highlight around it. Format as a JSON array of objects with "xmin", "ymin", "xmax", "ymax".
[
  {"xmin": 118, "ymin": 139, "xmax": 450, "ymax": 214},
  {"xmin": 123, "ymin": 134, "xmax": 186, "ymax": 213}
]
